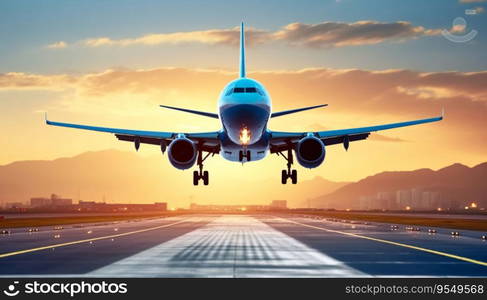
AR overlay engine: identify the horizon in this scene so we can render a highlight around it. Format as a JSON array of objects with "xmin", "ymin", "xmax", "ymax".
[{"xmin": 1, "ymin": 148, "xmax": 485, "ymax": 210}]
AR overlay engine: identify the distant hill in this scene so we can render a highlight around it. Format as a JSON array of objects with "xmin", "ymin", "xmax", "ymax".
[
  {"xmin": 0, "ymin": 150, "xmax": 347, "ymax": 208},
  {"xmin": 312, "ymin": 162, "xmax": 487, "ymax": 209}
]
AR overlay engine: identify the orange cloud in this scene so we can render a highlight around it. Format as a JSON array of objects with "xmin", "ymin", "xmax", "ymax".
[
  {"xmin": 0, "ymin": 72, "xmax": 74, "ymax": 90},
  {"xmin": 2, "ymin": 67, "xmax": 486, "ymax": 155}
]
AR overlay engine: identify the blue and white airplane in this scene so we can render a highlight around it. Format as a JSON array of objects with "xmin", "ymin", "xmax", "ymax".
[{"xmin": 46, "ymin": 23, "xmax": 443, "ymax": 185}]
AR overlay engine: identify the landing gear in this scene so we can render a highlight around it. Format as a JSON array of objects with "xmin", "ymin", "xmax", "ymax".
[
  {"xmin": 193, "ymin": 148, "xmax": 211, "ymax": 186},
  {"xmin": 238, "ymin": 150, "xmax": 251, "ymax": 162},
  {"xmin": 278, "ymin": 148, "xmax": 298, "ymax": 184}
]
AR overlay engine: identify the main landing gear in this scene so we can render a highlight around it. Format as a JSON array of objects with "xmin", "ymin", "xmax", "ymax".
[
  {"xmin": 278, "ymin": 148, "xmax": 297, "ymax": 184},
  {"xmin": 193, "ymin": 148, "xmax": 211, "ymax": 186}
]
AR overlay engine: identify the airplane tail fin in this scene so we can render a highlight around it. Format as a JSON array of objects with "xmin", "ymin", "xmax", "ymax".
[{"xmin": 239, "ymin": 22, "xmax": 246, "ymax": 78}]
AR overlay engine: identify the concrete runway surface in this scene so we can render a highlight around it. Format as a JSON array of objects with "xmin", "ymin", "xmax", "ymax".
[{"xmin": 0, "ymin": 215, "xmax": 486, "ymax": 277}]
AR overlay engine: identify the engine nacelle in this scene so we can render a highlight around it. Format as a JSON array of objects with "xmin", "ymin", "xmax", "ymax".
[
  {"xmin": 295, "ymin": 135, "xmax": 326, "ymax": 168},
  {"xmin": 167, "ymin": 137, "xmax": 197, "ymax": 170}
]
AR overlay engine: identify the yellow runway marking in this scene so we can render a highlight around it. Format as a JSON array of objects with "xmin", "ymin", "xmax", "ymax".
[
  {"xmin": 0, "ymin": 219, "xmax": 188, "ymax": 259},
  {"xmin": 279, "ymin": 217, "xmax": 487, "ymax": 267}
]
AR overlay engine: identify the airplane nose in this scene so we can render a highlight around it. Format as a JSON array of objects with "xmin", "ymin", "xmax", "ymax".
[{"xmin": 221, "ymin": 104, "xmax": 269, "ymax": 145}]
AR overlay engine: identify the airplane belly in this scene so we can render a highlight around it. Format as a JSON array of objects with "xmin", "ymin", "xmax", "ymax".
[{"xmin": 219, "ymin": 131, "xmax": 269, "ymax": 163}]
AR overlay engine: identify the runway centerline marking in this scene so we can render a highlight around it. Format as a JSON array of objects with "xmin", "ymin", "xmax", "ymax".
[
  {"xmin": 87, "ymin": 215, "xmax": 366, "ymax": 277},
  {"xmin": 0, "ymin": 219, "xmax": 188, "ymax": 259},
  {"xmin": 278, "ymin": 217, "xmax": 487, "ymax": 267}
]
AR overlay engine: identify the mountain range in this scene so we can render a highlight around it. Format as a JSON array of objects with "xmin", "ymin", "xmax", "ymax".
[
  {"xmin": 0, "ymin": 150, "xmax": 346, "ymax": 208},
  {"xmin": 1, "ymin": 150, "xmax": 485, "ymax": 209},
  {"xmin": 311, "ymin": 162, "xmax": 487, "ymax": 209}
]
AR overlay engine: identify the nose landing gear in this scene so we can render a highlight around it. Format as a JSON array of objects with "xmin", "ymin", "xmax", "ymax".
[
  {"xmin": 278, "ymin": 148, "xmax": 297, "ymax": 184},
  {"xmin": 238, "ymin": 150, "xmax": 251, "ymax": 162}
]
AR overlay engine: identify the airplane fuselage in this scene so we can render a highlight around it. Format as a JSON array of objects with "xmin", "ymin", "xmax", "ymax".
[{"xmin": 218, "ymin": 77, "xmax": 271, "ymax": 162}]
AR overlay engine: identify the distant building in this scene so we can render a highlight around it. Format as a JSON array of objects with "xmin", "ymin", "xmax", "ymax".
[
  {"xmin": 270, "ymin": 200, "xmax": 287, "ymax": 209},
  {"xmin": 79, "ymin": 201, "xmax": 96, "ymax": 205},
  {"xmin": 396, "ymin": 190, "xmax": 412, "ymax": 209},
  {"xmin": 189, "ymin": 203, "xmax": 271, "ymax": 211},
  {"xmin": 421, "ymin": 191, "xmax": 440, "ymax": 210},
  {"xmin": 51, "ymin": 194, "xmax": 73, "ymax": 206},
  {"xmin": 359, "ymin": 196, "xmax": 371, "ymax": 210},
  {"xmin": 30, "ymin": 194, "xmax": 72, "ymax": 207},
  {"xmin": 411, "ymin": 188, "xmax": 423, "ymax": 209},
  {"xmin": 30, "ymin": 197, "xmax": 52, "ymax": 207},
  {"xmin": 154, "ymin": 202, "xmax": 168, "ymax": 211},
  {"xmin": 377, "ymin": 192, "xmax": 395, "ymax": 210},
  {"xmin": 5, "ymin": 202, "xmax": 23, "ymax": 209},
  {"xmin": 76, "ymin": 201, "xmax": 167, "ymax": 212}
]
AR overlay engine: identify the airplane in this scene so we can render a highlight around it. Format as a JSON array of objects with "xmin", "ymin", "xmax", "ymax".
[{"xmin": 46, "ymin": 22, "xmax": 443, "ymax": 186}]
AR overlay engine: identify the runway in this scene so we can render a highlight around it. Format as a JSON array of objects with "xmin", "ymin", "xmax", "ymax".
[{"xmin": 0, "ymin": 215, "xmax": 486, "ymax": 277}]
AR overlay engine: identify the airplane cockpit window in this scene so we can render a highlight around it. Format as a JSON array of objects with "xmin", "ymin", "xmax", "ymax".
[{"xmin": 227, "ymin": 87, "xmax": 265, "ymax": 95}]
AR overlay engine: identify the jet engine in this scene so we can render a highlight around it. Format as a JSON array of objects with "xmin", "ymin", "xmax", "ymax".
[
  {"xmin": 295, "ymin": 135, "xmax": 326, "ymax": 168},
  {"xmin": 167, "ymin": 137, "xmax": 197, "ymax": 170}
]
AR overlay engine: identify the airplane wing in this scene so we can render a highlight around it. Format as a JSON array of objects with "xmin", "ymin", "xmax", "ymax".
[
  {"xmin": 46, "ymin": 116, "xmax": 220, "ymax": 153},
  {"xmin": 269, "ymin": 111, "xmax": 443, "ymax": 153},
  {"xmin": 271, "ymin": 104, "xmax": 327, "ymax": 118},
  {"xmin": 158, "ymin": 104, "xmax": 328, "ymax": 119},
  {"xmin": 159, "ymin": 105, "xmax": 219, "ymax": 119}
]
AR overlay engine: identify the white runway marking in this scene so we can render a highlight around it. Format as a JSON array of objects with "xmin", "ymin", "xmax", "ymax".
[{"xmin": 88, "ymin": 215, "xmax": 366, "ymax": 277}]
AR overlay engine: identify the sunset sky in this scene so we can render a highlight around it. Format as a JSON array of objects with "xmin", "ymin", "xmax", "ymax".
[{"xmin": 1, "ymin": 0, "xmax": 486, "ymax": 193}]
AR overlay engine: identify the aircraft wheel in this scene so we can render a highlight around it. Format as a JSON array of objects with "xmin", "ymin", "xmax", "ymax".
[
  {"xmin": 247, "ymin": 150, "xmax": 251, "ymax": 162},
  {"xmin": 238, "ymin": 151, "xmax": 243, "ymax": 162},
  {"xmin": 203, "ymin": 171, "xmax": 209, "ymax": 185},
  {"xmin": 193, "ymin": 170, "xmax": 199, "ymax": 186},
  {"xmin": 291, "ymin": 169, "xmax": 298, "ymax": 184},
  {"xmin": 281, "ymin": 170, "xmax": 288, "ymax": 184}
]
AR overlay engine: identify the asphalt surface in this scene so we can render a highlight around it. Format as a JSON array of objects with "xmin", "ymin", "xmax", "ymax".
[{"xmin": 0, "ymin": 214, "xmax": 486, "ymax": 277}]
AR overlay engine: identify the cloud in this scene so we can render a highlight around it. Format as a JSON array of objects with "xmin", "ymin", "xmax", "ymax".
[
  {"xmin": 272, "ymin": 21, "xmax": 440, "ymax": 48},
  {"xmin": 2, "ymin": 67, "xmax": 486, "ymax": 103},
  {"xmin": 0, "ymin": 72, "xmax": 74, "ymax": 90},
  {"xmin": 48, "ymin": 21, "xmax": 441, "ymax": 50},
  {"xmin": 46, "ymin": 41, "xmax": 68, "ymax": 49},
  {"xmin": 82, "ymin": 27, "xmax": 269, "ymax": 48},
  {"xmin": 2, "ymin": 67, "xmax": 486, "ymax": 154}
]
